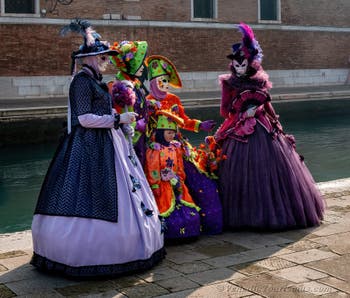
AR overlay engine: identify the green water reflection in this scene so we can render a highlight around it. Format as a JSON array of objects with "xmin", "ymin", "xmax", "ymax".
[
  {"xmin": 0, "ymin": 99, "xmax": 349, "ymax": 233},
  {"xmin": 185, "ymin": 98, "xmax": 350, "ymax": 183},
  {"xmin": 0, "ymin": 145, "xmax": 53, "ymax": 233}
]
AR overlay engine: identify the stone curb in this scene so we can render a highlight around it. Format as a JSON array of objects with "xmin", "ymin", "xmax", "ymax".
[{"xmin": 1, "ymin": 90, "xmax": 350, "ymax": 122}]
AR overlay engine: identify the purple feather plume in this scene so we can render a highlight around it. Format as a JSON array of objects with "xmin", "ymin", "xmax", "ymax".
[
  {"xmin": 238, "ymin": 22, "xmax": 255, "ymax": 47},
  {"xmin": 237, "ymin": 22, "xmax": 263, "ymax": 63}
]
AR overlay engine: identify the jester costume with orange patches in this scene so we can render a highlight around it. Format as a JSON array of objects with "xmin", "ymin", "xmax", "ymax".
[
  {"xmin": 145, "ymin": 141, "xmax": 201, "ymax": 239},
  {"xmin": 145, "ymin": 112, "xmax": 201, "ymax": 240},
  {"xmin": 145, "ymin": 55, "xmax": 223, "ymax": 235}
]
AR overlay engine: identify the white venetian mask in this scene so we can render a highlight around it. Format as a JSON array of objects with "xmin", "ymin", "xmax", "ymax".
[
  {"xmin": 233, "ymin": 59, "xmax": 248, "ymax": 77},
  {"xmin": 97, "ymin": 55, "xmax": 109, "ymax": 72}
]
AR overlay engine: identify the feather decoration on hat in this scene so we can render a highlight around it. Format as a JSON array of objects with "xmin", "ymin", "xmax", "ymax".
[
  {"xmin": 60, "ymin": 19, "xmax": 114, "ymax": 75},
  {"xmin": 60, "ymin": 19, "xmax": 100, "ymax": 47},
  {"xmin": 238, "ymin": 22, "xmax": 263, "ymax": 63},
  {"xmin": 60, "ymin": 19, "xmax": 90, "ymax": 37}
]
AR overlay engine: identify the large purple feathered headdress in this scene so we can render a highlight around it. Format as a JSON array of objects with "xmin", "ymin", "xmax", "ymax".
[{"xmin": 227, "ymin": 22, "xmax": 263, "ymax": 64}]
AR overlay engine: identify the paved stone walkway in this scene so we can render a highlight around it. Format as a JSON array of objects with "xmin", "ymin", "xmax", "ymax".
[{"xmin": 0, "ymin": 178, "xmax": 350, "ymax": 297}]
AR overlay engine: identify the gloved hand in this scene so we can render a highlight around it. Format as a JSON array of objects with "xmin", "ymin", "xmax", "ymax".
[
  {"xmin": 121, "ymin": 124, "xmax": 135, "ymax": 137},
  {"xmin": 119, "ymin": 112, "xmax": 138, "ymax": 124},
  {"xmin": 245, "ymin": 106, "xmax": 257, "ymax": 118},
  {"xmin": 135, "ymin": 118, "xmax": 146, "ymax": 132},
  {"xmin": 200, "ymin": 120, "xmax": 216, "ymax": 132}
]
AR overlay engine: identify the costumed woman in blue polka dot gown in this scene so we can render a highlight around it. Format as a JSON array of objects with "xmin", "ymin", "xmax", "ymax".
[{"xmin": 30, "ymin": 20, "xmax": 164, "ymax": 278}]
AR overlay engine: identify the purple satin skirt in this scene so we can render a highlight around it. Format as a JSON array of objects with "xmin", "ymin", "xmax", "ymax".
[{"xmin": 218, "ymin": 123, "xmax": 325, "ymax": 231}]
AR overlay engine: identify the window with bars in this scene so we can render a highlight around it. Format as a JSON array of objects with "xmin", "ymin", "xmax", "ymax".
[
  {"xmin": 259, "ymin": 0, "xmax": 280, "ymax": 21},
  {"xmin": 4, "ymin": 0, "xmax": 35, "ymax": 14},
  {"xmin": 192, "ymin": 0, "xmax": 216, "ymax": 19}
]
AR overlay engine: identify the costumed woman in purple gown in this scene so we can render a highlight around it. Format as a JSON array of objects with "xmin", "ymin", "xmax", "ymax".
[
  {"xmin": 214, "ymin": 23, "xmax": 325, "ymax": 230},
  {"xmin": 31, "ymin": 20, "xmax": 164, "ymax": 278}
]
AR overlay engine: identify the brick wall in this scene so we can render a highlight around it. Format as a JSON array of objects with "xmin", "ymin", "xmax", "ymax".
[
  {"xmin": 0, "ymin": 24, "xmax": 348, "ymax": 77},
  {"xmin": 282, "ymin": 0, "xmax": 350, "ymax": 27},
  {"xmin": 219, "ymin": 0, "xmax": 257, "ymax": 23},
  {"xmin": 0, "ymin": 1, "xmax": 349, "ymax": 79},
  {"xmin": 41, "ymin": 0, "xmax": 191, "ymax": 21},
  {"xmin": 259, "ymin": 30, "xmax": 349, "ymax": 70},
  {"xmin": 40, "ymin": 0, "xmax": 108, "ymax": 19},
  {"xmin": 40, "ymin": 0, "xmax": 350, "ymax": 27}
]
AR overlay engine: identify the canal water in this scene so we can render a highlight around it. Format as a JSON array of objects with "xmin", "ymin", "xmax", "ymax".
[{"xmin": 0, "ymin": 98, "xmax": 349, "ymax": 233}]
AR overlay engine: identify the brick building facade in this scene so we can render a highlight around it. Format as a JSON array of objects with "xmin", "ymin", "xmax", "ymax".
[{"xmin": 0, "ymin": 0, "xmax": 349, "ymax": 97}]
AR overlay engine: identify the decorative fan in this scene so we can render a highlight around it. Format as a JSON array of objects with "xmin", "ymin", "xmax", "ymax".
[{"xmin": 233, "ymin": 89, "xmax": 270, "ymax": 112}]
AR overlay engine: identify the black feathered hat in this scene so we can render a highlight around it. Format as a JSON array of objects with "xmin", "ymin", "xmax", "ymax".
[{"xmin": 60, "ymin": 19, "xmax": 118, "ymax": 58}]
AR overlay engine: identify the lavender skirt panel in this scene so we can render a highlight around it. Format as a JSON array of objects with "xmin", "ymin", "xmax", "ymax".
[
  {"xmin": 31, "ymin": 128, "xmax": 164, "ymax": 272},
  {"xmin": 219, "ymin": 123, "xmax": 325, "ymax": 230}
]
